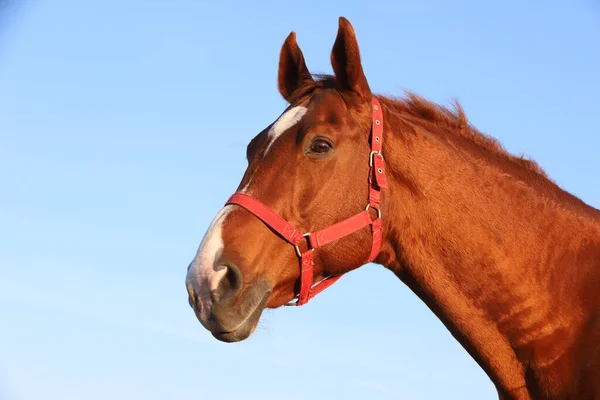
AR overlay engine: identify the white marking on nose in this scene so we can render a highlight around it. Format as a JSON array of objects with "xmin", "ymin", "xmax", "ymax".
[
  {"xmin": 264, "ymin": 106, "xmax": 307, "ymax": 155},
  {"xmin": 187, "ymin": 205, "xmax": 233, "ymax": 322}
]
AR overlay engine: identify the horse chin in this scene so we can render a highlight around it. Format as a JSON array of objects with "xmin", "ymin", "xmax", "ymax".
[{"xmin": 210, "ymin": 286, "xmax": 270, "ymax": 343}]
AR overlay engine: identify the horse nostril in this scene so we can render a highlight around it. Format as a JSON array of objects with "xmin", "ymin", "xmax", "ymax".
[
  {"xmin": 186, "ymin": 283, "xmax": 200, "ymax": 310},
  {"xmin": 226, "ymin": 264, "xmax": 242, "ymax": 293},
  {"xmin": 211, "ymin": 264, "xmax": 243, "ymax": 305},
  {"xmin": 188, "ymin": 294, "xmax": 199, "ymax": 310}
]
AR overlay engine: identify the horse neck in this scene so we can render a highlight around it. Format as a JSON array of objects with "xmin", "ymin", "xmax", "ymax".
[{"xmin": 377, "ymin": 102, "xmax": 600, "ymax": 397}]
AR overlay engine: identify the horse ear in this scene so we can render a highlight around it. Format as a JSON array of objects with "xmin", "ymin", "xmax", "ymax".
[
  {"xmin": 330, "ymin": 17, "xmax": 371, "ymax": 99},
  {"xmin": 278, "ymin": 32, "xmax": 314, "ymax": 102}
]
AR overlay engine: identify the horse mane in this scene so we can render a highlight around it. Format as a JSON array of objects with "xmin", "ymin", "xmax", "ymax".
[{"xmin": 376, "ymin": 92, "xmax": 548, "ymax": 178}]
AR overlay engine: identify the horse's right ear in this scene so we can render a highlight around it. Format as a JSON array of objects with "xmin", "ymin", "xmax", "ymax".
[{"xmin": 278, "ymin": 32, "xmax": 314, "ymax": 103}]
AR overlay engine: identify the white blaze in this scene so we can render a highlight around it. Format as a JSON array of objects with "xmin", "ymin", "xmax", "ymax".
[
  {"xmin": 240, "ymin": 106, "xmax": 307, "ymax": 195},
  {"xmin": 263, "ymin": 106, "xmax": 308, "ymax": 155}
]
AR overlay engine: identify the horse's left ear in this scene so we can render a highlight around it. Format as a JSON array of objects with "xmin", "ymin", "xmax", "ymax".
[
  {"xmin": 330, "ymin": 17, "xmax": 371, "ymax": 99},
  {"xmin": 278, "ymin": 31, "xmax": 314, "ymax": 103}
]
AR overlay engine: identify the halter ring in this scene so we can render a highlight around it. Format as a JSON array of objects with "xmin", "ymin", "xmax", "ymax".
[
  {"xmin": 365, "ymin": 204, "xmax": 382, "ymax": 219},
  {"xmin": 293, "ymin": 233, "xmax": 313, "ymax": 258}
]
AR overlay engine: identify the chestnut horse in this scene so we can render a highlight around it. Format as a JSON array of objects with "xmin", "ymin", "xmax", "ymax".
[{"xmin": 186, "ymin": 17, "xmax": 600, "ymax": 399}]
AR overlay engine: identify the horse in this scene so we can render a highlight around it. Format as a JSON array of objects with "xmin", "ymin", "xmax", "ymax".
[{"xmin": 185, "ymin": 17, "xmax": 600, "ymax": 399}]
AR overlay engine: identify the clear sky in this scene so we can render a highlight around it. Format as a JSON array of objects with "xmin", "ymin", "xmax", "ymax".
[{"xmin": 1, "ymin": 1, "xmax": 598, "ymax": 399}]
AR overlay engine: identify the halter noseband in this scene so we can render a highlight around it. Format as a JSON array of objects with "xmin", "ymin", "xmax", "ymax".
[{"xmin": 225, "ymin": 97, "xmax": 387, "ymax": 306}]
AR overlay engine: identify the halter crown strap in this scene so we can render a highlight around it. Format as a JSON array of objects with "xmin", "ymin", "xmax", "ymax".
[
  {"xmin": 225, "ymin": 97, "xmax": 387, "ymax": 306},
  {"xmin": 366, "ymin": 97, "xmax": 385, "ymax": 262}
]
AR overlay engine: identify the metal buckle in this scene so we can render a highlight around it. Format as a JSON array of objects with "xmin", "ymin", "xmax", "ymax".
[
  {"xmin": 293, "ymin": 233, "xmax": 313, "ymax": 258},
  {"xmin": 369, "ymin": 150, "xmax": 383, "ymax": 167},
  {"xmin": 365, "ymin": 204, "xmax": 382, "ymax": 219}
]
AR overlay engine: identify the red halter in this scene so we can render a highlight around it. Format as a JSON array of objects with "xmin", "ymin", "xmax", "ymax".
[{"xmin": 225, "ymin": 97, "xmax": 387, "ymax": 306}]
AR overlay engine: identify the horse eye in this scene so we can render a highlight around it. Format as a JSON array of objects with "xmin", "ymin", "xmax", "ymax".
[{"xmin": 309, "ymin": 139, "xmax": 333, "ymax": 154}]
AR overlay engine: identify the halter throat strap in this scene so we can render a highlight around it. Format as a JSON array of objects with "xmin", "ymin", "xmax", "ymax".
[{"xmin": 225, "ymin": 97, "xmax": 387, "ymax": 306}]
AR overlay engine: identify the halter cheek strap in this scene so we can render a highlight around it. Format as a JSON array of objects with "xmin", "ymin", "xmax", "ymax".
[{"xmin": 225, "ymin": 97, "xmax": 387, "ymax": 306}]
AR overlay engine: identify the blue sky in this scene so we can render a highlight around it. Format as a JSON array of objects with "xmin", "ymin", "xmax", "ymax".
[{"xmin": 1, "ymin": 1, "xmax": 598, "ymax": 399}]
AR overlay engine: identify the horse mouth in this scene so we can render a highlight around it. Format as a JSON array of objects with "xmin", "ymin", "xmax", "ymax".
[
  {"xmin": 212, "ymin": 329, "xmax": 252, "ymax": 343},
  {"xmin": 211, "ymin": 288, "xmax": 270, "ymax": 343}
]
